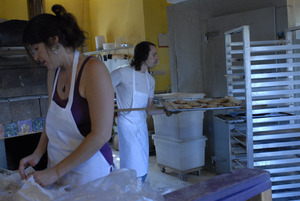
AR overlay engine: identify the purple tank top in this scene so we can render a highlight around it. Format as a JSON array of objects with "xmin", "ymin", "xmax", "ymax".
[{"xmin": 53, "ymin": 56, "xmax": 113, "ymax": 166}]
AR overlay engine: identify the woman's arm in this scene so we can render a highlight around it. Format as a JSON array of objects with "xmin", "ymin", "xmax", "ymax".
[
  {"xmin": 18, "ymin": 126, "xmax": 49, "ymax": 179},
  {"xmin": 18, "ymin": 68, "xmax": 55, "ymax": 179}
]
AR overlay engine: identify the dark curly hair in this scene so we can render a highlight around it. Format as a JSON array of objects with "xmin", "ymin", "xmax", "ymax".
[
  {"xmin": 130, "ymin": 41, "xmax": 156, "ymax": 71},
  {"xmin": 23, "ymin": 4, "xmax": 86, "ymax": 50}
]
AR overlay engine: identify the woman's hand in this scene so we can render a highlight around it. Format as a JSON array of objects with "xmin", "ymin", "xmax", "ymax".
[
  {"xmin": 18, "ymin": 153, "xmax": 41, "ymax": 180},
  {"xmin": 31, "ymin": 167, "xmax": 59, "ymax": 187}
]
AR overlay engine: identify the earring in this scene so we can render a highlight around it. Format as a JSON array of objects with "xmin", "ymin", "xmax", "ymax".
[{"xmin": 52, "ymin": 44, "xmax": 62, "ymax": 55}]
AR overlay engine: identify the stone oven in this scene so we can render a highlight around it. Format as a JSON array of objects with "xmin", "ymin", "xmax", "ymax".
[{"xmin": 0, "ymin": 19, "xmax": 48, "ymax": 170}]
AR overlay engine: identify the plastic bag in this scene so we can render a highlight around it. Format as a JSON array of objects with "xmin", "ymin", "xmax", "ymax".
[
  {"xmin": 0, "ymin": 169, "xmax": 164, "ymax": 201},
  {"xmin": 55, "ymin": 169, "xmax": 165, "ymax": 201},
  {"xmin": 0, "ymin": 172, "xmax": 23, "ymax": 201},
  {"xmin": 15, "ymin": 176, "xmax": 68, "ymax": 201},
  {"xmin": 0, "ymin": 172, "xmax": 68, "ymax": 201}
]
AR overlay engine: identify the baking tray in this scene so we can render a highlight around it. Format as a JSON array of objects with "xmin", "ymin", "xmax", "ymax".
[{"xmin": 162, "ymin": 99, "xmax": 241, "ymax": 112}]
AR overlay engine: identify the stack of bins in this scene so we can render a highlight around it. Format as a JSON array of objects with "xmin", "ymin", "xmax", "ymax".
[{"xmin": 152, "ymin": 93, "xmax": 207, "ymax": 174}]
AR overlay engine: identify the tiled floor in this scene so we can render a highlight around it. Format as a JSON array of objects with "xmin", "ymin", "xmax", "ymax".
[{"xmin": 112, "ymin": 148, "xmax": 216, "ymax": 195}]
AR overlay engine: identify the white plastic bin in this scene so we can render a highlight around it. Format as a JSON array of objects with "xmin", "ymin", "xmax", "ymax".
[
  {"xmin": 152, "ymin": 134, "xmax": 207, "ymax": 171},
  {"xmin": 153, "ymin": 111, "xmax": 204, "ymax": 140},
  {"xmin": 153, "ymin": 92, "xmax": 205, "ymax": 140}
]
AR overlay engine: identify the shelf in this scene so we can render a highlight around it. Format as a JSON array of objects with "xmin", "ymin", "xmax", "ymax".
[
  {"xmin": 0, "ymin": 131, "xmax": 41, "ymax": 140},
  {"xmin": 83, "ymin": 46, "xmax": 133, "ymax": 56},
  {"xmin": 0, "ymin": 46, "xmax": 27, "ymax": 56}
]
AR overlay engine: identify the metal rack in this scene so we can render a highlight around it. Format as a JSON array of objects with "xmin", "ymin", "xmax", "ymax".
[
  {"xmin": 83, "ymin": 46, "xmax": 133, "ymax": 61},
  {"xmin": 225, "ymin": 25, "xmax": 300, "ymax": 200}
]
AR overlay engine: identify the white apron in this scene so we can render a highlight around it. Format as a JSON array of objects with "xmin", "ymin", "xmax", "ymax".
[
  {"xmin": 46, "ymin": 50, "xmax": 111, "ymax": 188},
  {"xmin": 117, "ymin": 69, "xmax": 150, "ymax": 177}
]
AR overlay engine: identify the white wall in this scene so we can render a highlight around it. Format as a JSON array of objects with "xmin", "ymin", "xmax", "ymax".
[
  {"xmin": 166, "ymin": 0, "xmax": 291, "ymax": 165},
  {"xmin": 167, "ymin": 0, "xmax": 289, "ymax": 94}
]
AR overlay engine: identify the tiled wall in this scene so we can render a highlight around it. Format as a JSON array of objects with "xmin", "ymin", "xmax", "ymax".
[
  {"xmin": 0, "ymin": 96, "xmax": 48, "ymax": 139},
  {"xmin": 0, "ymin": 65, "xmax": 48, "ymax": 139}
]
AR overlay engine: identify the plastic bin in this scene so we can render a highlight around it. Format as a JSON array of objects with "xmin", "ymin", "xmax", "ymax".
[
  {"xmin": 152, "ymin": 134, "xmax": 207, "ymax": 171},
  {"xmin": 153, "ymin": 92, "xmax": 205, "ymax": 140},
  {"xmin": 153, "ymin": 111, "xmax": 204, "ymax": 140}
]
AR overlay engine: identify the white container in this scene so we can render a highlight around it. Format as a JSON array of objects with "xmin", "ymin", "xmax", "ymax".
[
  {"xmin": 153, "ymin": 92, "xmax": 205, "ymax": 140},
  {"xmin": 153, "ymin": 111, "xmax": 204, "ymax": 140},
  {"xmin": 152, "ymin": 135, "xmax": 207, "ymax": 171},
  {"xmin": 95, "ymin": 35, "xmax": 105, "ymax": 50},
  {"xmin": 103, "ymin": 43, "xmax": 115, "ymax": 50}
]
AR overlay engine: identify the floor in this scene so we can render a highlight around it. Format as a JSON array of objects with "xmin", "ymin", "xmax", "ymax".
[{"xmin": 111, "ymin": 148, "xmax": 217, "ymax": 196}]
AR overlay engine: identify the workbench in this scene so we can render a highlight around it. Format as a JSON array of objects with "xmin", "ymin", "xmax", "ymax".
[{"xmin": 163, "ymin": 168, "xmax": 272, "ymax": 201}]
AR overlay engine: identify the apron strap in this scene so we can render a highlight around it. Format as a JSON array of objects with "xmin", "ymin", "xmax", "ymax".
[{"xmin": 66, "ymin": 50, "xmax": 80, "ymax": 110}]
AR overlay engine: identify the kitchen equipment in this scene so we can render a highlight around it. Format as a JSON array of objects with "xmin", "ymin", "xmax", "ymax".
[
  {"xmin": 152, "ymin": 134, "xmax": 207, "ymax": 180},
  {"xmin": 153, "ymin": 110, "xmax": 204, "ymax": 140},
  {"xmin": 0, "ymin": 20, "xmax": 48, "ymax": 170},
  {"xmin": 223, "ymin": 25, "xmax": 300, "ymax": 200},
  {"xmin": 162, "ymin": 98, "xmax": 241, "ymax": 112},
  {"xmin": 152, "ymin": 93, "xmax": 207, "ymax": 179},
  {"xmin": 95, "ymin": 35, "xmax": 105, "ymax": 50},
  {"xmin": 103, "ymin": 43, "xmax": 115, "ymax": 50}
]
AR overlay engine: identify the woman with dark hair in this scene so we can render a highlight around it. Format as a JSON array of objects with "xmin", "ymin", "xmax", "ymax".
[
  {"xmin": 111, "ymin": 41, "xmax": 159, "ymax": 182},
  {"xmin": 18, "ymin": 4, "xmax": 114, "ymax": 188}
]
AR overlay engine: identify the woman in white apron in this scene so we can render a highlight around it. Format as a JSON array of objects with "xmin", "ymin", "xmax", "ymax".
[
  {"xmin": 18, "ymin": 5, "xmax": 114, "ymax": 188},
  {"xmin": 111, "ymin": 41, "xmax": 159, "ymax": 182}
]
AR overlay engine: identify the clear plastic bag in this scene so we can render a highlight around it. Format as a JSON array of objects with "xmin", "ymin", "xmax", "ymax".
[
  {"xmin": 0, "ymin": 171, "xmax": 68, "ymax": 201},
  {"xmin": 0, "ymin": 169, "xmax": 164, "ymax": 201},
  {"xmin": 0, "ymin": 172, "xmax": 23, "ymax": 201},
  {"xmin": 55, "ymin": 169, "xmax": 165, "ymax": 201}
]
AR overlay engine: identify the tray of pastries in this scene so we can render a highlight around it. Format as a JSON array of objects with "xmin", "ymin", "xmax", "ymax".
[{"xmin": 162, "ymin": 96, "xmax": 242, "ymax": 112}]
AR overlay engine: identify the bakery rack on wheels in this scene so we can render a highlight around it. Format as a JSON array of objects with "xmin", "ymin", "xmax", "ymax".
[
  {"xmin": 225, "ymin": 25, "xmax": 300, "ymax": 200},
  {"xmin": 158, "ymin": 165, "xmax": 202, "ymax": 180}
]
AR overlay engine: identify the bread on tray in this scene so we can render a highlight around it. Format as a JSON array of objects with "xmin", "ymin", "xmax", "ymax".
[{"xmin": 171, "ymin": 95, "xmax": 241, "ymax": 110}]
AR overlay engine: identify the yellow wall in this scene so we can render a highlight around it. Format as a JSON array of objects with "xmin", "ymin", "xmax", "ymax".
[
  {"xmin": 0, "ymin": 0, "xmax": 171, "ymax": 92},
  {"xmin": 88, "ymin": 0, "xmax": 145, "ymax": 50},
  {"xmin": 0, "ymin": 0, "xmax": 28, "ymax": 20},
  {"xmin": 144, "ymin": 0, "xmax": 171, "ymax": 92},
  {"xmin": 44, "ymin": 0, "xmax": 90, "ymax": 52}
]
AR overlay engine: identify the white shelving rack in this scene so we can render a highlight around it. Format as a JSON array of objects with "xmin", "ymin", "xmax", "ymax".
[
  {"xmin": 225, "ymin": 25, "xmax": 300, "ymax": 200},
  {"xmin": 83, "ymin": 46, "xmax": 133, "ymax": 60}
]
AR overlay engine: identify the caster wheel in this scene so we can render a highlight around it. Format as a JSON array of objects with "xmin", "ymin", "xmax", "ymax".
[{"xmin": 160, "ymin": 167, "xmax": 166, "ymax": 173}]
